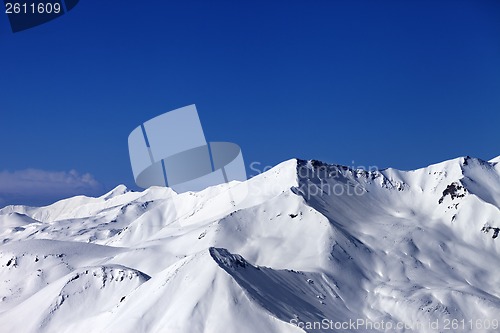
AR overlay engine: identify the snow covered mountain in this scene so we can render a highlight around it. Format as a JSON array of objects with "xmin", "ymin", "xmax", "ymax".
[{"xmin": 0, "ymin": 156, "xmax": 499, "ymax": 333}]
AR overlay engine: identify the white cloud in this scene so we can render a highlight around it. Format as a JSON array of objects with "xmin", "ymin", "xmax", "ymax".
[{"xmin": 0, "ymin": 169, "xmax": 103, "ymax": 206}]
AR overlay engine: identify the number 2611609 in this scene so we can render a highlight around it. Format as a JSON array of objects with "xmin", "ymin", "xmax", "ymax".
[{"xmin": 5, "ymin": 2, "xmax": 62, "ymax": 14}]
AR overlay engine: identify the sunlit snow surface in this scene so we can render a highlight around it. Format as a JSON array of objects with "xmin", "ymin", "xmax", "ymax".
[{"xmin": 0, "ymin": 156, "xmax": 499, "ymax": 332}]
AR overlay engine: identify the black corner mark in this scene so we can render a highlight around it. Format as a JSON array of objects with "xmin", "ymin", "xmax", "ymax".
[{"xmin": 4, "ymin": 0, "xmax": 80, "ymax": 33}]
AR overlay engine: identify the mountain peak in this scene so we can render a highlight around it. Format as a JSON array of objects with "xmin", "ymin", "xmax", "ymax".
[{"xmin": 101, "ymin": 184, "xmax": 130, "ymax": 200}]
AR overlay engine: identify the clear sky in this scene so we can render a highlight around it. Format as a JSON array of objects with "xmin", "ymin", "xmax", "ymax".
[{"xmin": 1, "ymin": 0, "xmax": 499, "ymax": 206}]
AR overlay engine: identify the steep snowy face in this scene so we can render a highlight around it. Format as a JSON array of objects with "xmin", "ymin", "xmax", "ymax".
[
  {"xmin": 292, "ymin": 157, "xmax": 500, "ymax": 330},
  {"xmin": 0, "ymin": 155, "xmax": 499, "ymax": 333}
]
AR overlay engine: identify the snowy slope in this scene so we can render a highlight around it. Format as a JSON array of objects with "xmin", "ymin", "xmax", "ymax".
[{"xmin": 0, "ymin": 155, "xmax": 499, "ymax": 332}]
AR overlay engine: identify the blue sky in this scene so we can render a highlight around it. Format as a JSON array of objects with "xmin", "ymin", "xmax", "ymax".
[{"xmin": 1, "ymin": 0, "xmax": 499, "ymax": 206}]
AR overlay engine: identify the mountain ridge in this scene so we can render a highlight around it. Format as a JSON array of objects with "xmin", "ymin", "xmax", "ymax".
[{"xmin": 0, "ymin": 155, "xmax": 499, "ymax": 332}]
